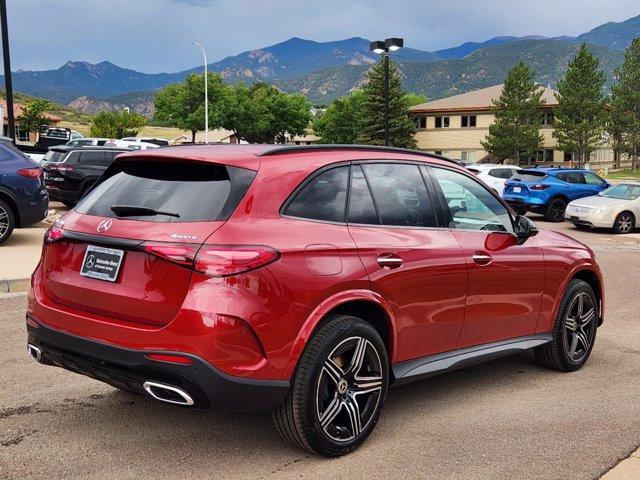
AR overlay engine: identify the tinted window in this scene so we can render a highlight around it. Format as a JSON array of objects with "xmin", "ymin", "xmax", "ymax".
[
  {"xmin": 285, "ymin": 166, "xmax": 349, "ymax": 222},
  {"xmin": 431, "ymin": 167, "xmax": 513, "ymax": 233},
  {"xmin": 78, "ymin": 151, "xmax": 108, "ymax": 166},
  {"xmin": 558, "ymin": 172, "xmax": 585, "ymax": 184},
  {"xmin": 348, "ymin": 165, "xmax": 378, "ymax": 224},
  {"xmin": 489, "ymin": 168, "xmax": 517, "ymax": 179},
  {"xmin": 362, "ymin": 163, "xmax": 437, "ymax": 227},
  {"xmin": 76, "ymin": 161, "xmax": 256, "ymax": 222},
  {"xmin": 42, "ymin": 150, "xmax": 67, "ymax": 163},
  {"xmin": 512, "ymin": 170, "xmax": 547, "ymax": 182}
]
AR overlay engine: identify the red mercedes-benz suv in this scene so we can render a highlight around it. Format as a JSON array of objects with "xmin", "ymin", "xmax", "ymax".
[{"xmin": 26, "ymin": 145, "xmax": 604, "ymax": 456}]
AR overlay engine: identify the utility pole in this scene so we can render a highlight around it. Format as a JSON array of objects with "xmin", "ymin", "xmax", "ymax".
[
  {"xmin": 191, "ymin": 42, "xmax": 208, "ymax": 143},
  {"xmin": 0, "ymin": 0, "xmax": 15, "ymax": 142}
]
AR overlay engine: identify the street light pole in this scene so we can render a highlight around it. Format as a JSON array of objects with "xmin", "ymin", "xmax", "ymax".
[
  {"xmin": 383, "ymin": 53, "xmax": 389, "ymax": 147},
  {"xmin": 191, "ymin": 42, "xmax": 208, "ymax": 144},
  {"xmin": 370, "ymin": 38, "xmax": 403, "ymax": 147},
  {"xmin": 0, "ymin": 0, "xmax": 15, "ymax": 142}
]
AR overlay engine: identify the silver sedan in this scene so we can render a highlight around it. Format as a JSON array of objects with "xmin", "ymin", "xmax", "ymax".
[{"xmin": 565, "ymin": 182, "xmax": 640, "ymax": 234}]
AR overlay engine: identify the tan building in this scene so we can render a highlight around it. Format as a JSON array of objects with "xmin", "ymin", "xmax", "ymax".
[{"xmin": 409, "ymin": 84, "xmax": 621, "ymax": 168}]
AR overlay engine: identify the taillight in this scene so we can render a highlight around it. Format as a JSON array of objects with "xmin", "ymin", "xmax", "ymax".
[
  {"xmin": 44, "ymin": 224, "xmax": 64, "ymax": 244},
  {"xmin": 195, "ymin": 245, "xmax": 280, "ymax": 277},
  {"xmin": 17, "ymin": 167, "xmax": 42, "ymax": 178},
  {"xmin": 142, "ymin": 243, "xmax": 279, "ymax": 277},
  {"xmin": 530, "ymin": 184, "xmax": 550, "ymax": 190}
]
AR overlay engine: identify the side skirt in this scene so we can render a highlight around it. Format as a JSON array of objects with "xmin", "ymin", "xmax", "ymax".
[{"xmin": 391, "ymin": 333, "xmax": 553, "ymax": 386}]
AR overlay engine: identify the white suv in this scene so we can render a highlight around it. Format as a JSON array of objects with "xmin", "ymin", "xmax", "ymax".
[{"xmin": 467, "ymin": 164, "xmax": 521, "ymax": 196}]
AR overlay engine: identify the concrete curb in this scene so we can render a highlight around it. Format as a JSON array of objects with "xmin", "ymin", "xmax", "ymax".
[
  {"xmin": 0, "ymin": 278, "xmax": 30, "ymax": 293},
  {"xmin": 601, "ymin": 446, "xmax": 640, "ymax": 479}
]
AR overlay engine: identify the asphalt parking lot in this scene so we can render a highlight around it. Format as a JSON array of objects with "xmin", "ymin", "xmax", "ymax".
[{"xmin": 1, "ymin": 217, "xmax": 639, "ymax": 479}]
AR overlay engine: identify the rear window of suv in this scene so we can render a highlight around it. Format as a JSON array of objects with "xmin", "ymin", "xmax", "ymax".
[
  {"xmin": 42, "ymin": 150, "xmax": 67, "ymax": 163},
  {"xmin": 511, "ymin": 171, "xmax": 547, "ymax": 182},
  {"xmin": 75, "ymin": 161, "xmax": 256, "ymax": 222}
]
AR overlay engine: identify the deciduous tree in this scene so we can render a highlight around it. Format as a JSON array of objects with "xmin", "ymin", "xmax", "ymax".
[
  {"xmin": 17, "ymin": 99, "xmax": 53, "ymax": 136},
  {"xmin": 89, "ymin": 110, "xmax": 147, "ymax": 138},
  {"xmin": 314, "ymin": 90, "xmax": 365, "ymax": 144}
]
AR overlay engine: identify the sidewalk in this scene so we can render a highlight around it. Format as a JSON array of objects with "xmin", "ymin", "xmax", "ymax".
[
  {"xmin": 0, "ymin": 228, "xmax": 44, "ymax": 292},
  {"xmin": 601, "ymin": 447, "xmax": 640, "ymax": 479}
]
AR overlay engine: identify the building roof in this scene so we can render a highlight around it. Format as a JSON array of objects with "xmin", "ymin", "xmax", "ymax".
[
  {"xmin": 0, "ymin": 98, "xmax": 62, "ymax": 123},
  {"xmin": 409, "ymin": 84, "xmax": 558, "ymax": 114}
]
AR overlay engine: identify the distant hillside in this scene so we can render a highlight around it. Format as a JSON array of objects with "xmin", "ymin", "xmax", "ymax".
[
  {"xmin": 276, "ymin": 40, "xmax": 625, "ymax": 103},
  {"xmin": 577, "ymin": 14, "xmax": 640, "ymax": 50},
  {"xmin": 434, "ymin": 35, "xmax": 547, "ymax": 59},
  {"xmin": 68, "ymin": 91, "xmax": 155, "ymax": 117},
  {"xmin": 0, "ymin": 89, "xmax": 91, "ymax": 124}
]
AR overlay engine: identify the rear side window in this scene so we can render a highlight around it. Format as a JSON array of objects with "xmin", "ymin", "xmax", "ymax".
[
  {"xmin": 76, "ymin": 161, "xmax": 256, "ymax": 222},
  {"xmin": 348, "ymin": 165, "xmax": 378, "ymax": 224},
  {"xmin": 284, "ymin": 166, "xmax": 349, "ymax": 222},
  {"xmin": 362, "ymin": 163, "xmax": 437, "ymax": 227},
  {"xmin": 78, "ymin": 151, "xmax": 109, "ymax": 166},
  {"xmin": 557, "ymin": 172, "xmax": 585, "ymax": 184},
  {"xmin": 489, "ymin": 168, "xmax": 516, "ymax": 179}
]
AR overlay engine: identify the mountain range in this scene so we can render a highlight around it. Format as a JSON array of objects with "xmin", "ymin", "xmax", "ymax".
[{"xmin": 2, "ymin": 14, "xmax": 639, "ymax": 113}]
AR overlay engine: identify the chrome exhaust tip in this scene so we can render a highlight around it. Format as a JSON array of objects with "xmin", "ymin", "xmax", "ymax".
[
  {"xmin": 142, "ymin": 381, "xmax": 194, "ymax": 406},
  {"xmin": 27, "ymin": 344, "xmax": 43, "ymax": 363}
]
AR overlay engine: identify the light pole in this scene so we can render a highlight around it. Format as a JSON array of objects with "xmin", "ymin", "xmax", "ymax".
[
  {"xmin": 191, "ymin": 41, "xmax": 208, "ymax": 144},
  {"xmin": 370, "ymin": 38, "xmax": 403, "ymax": 146},
  {"xmin": 0, "ymin": 0, "xmax": 15, "ymax": 142}
]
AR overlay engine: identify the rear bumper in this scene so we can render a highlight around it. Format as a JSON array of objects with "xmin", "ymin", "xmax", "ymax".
[
  {"xmin": 17, "ymin": 189, "xmax": 49, "ymax": 227},
  {"xmin": 46, "ymin": 187, "xmax": 80, "ymax": 204},
  {"xmin": 26, "ymin": 313, "xmax": 289, "ymax": 411},
  {"xmin": 504, "ymin": 196, "xmax": 547, "ymax": 209}
]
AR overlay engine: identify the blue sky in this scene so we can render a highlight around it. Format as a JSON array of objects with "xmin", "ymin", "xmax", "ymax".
[{"xmin": 7, "ymin": 0, "xmax": 640, "ymax": 73}]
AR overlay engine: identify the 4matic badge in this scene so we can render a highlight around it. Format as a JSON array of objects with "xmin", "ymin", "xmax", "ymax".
[{"xmin": 170, "ymin": 233, "xmax": 199, "ymax": 240}]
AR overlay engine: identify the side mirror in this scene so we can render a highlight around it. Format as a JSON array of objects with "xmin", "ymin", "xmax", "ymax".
[{"xmin": 514, "ymin": 215, "xmax": 539, "ymax": 245}]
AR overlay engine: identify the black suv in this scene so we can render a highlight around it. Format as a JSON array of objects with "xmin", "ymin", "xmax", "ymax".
[
  {"xmin": 41, "ymin": 146, "xmax": 131, "ymax": 206},
  {"xmin": 0, "ymin": 136, "xmax": 48, "ymax": 244}
]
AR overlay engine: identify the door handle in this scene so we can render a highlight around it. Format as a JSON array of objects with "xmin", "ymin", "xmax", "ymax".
[
  {"xmin": 377, "ymin": 253, "xmax": 404, "ymax": 269},
  {"xmin": 472, "ymin": 251, "xmax": 493, "ymax": 266}
]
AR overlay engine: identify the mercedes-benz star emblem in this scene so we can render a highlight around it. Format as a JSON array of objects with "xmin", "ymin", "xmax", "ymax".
[
  {"xmin": 97, "ymin": 219, "xmax": 113, "ymax": 233},
  {"xmin": 86, "ymin": 255, "xmax": 96, "ymax": 268}
]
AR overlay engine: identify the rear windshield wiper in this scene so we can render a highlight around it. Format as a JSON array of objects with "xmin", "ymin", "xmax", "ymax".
[{"xmin": 110, "ymin": 205, "xmax": 181, "ymax": 218}]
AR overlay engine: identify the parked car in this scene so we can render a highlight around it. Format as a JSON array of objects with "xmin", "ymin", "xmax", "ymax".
[
  {"xmin": 66, "ymin": 137, "xmax": 111, "ymax": 147},
  {"xmin": 105, "ymin": 139, "xmax": 159, "ymax": 150},
  {"xmin": 503, "ymin": 168, "xmax": 610, "ymax": 221},
  {"xmin": 565, "ymin": 182, "xmax": 640, "ymax": 234},
  {"xmin": 467, "ymin": 164, "xmax": 521, "ymax": 196},
  {"xmin": 120, "ymin": 137, "xmax": 170, "ymax": 147},
  {"xmin": 0, "ymin": 136, "xmax": 48, "ymax": 244},
  {"xmin": 27, "ymin": 145, "xmax": 604, "ymax": 456},
  {"xmin": 41, "ymin": 145, "xmax": 131, "ymax": 207},
  {"xmin": 35, "ymin": 126, "xmax": 84, "ymax": 149}
]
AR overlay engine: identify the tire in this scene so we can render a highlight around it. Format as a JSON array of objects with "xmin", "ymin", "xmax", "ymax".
[
  {"xmin": 545, "ymin": 198, "xmax": 567, "ymax": 222},
  {"xmin": 534, "ymin": 279, "xmax": 598, "ymax": 372},
  {"xmin": 273, "ymin": 315, "xmax": 389, "ymax": 457},
  {"xmin": 0, "ymin": 199, "xmax": 16, "ymax": 245},
  {"xmin": 613, "ymin": 211, "xmax": 635, "ymax": 234}
]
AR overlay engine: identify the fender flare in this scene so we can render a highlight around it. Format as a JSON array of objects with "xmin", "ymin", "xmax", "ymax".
[{"xmin": 282, "ymin": 289, "xmax": 398, "ymax": 379}]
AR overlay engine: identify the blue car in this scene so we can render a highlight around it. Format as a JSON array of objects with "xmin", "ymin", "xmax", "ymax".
[
  {"xmin": 0, "ymin": 136, "xmax": 49, "ymax": 244},
  {"xmin": 503, "ymin": 168, "xmax": 610, "ymax": 222}
]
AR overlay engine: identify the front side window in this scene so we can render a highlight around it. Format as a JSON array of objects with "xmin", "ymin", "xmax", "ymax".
[
  {"xmin": 584, "ymin": 172, "xmax": 606, "ymax": 186},
  {"xmin": 361, "ymin": 163, "xmax": 437, "ymax": 228},
  {"xmin": 430, "ymin": 167, "xmax": 513, "ymax": 233},
  {"xmin": 285, "ymin": 166, "xmax": 349, "ymax": 223}
]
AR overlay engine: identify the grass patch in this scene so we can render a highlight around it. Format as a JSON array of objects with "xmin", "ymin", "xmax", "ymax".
[
  {"xmin": 605, "ymin": 168, "xmax": 640, "ymax": 180},
  {"xmin": 58, "ymin": 122, "xmax": 189, "ymax": 140}
]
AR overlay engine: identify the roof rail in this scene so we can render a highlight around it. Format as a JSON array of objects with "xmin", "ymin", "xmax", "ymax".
[{"xmin": 257, "ymin": 144, "xmax": 460, "ymax": 165}]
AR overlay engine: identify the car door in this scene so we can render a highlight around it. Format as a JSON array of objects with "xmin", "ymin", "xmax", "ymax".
[
  {"xmin": 428, "ymin": 165, "xmax": 545, "ymax": 348},
  {"xmin": 347, "ymin": 162, "xmax": 467, "ymax": 361}
]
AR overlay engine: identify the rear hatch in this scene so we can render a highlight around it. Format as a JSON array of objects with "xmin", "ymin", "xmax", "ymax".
[
  {"xmin": 503, "ymin": 170, "xmax": 548, "ymax": 198},
  {"xmin": 40, "ymin": 159, "xmax": 256, "ymax": 326}
]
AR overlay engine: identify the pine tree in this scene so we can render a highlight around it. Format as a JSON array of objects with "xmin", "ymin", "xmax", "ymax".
[
  {"xmin": 610, "ymin": 38, "xmax": 640, "ymax": 170},
  {"xmin": 357, "ymin": 59, "xmax": 416, "ymax": 148},
  {"xmin": 553, "ymin": 44, "xmax": 606, "ymax": 168},
  {"xmin": 481, "ymin": 62, "xmax": 544, "ymax": 165}
]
